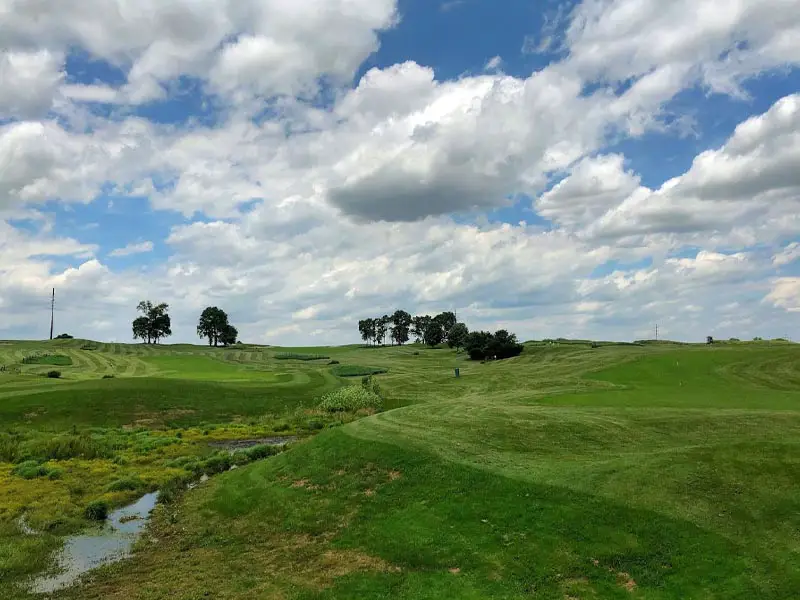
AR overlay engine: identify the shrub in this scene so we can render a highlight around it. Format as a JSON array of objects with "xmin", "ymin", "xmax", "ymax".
[
  {"xmin": 46, "ymin": 370, "xmax": 61, "ymax": 379},
  {"xmin": 84, "ymin": 500, "xmax": 109, "ymax": 521},
  {"xmin": 244, "ymin": 444, "xmax": 278, "ymax": 461},
  {"xmin": 330, "ymin": 365, "xmax": 388, "ymax": 377},
  {"xmin": 307, "ymin": 420, "xmax": 325, "ymax": 430},
  {"xmin": 55, "ymin": 333, "xmax": 73, "ymax": 339},
  {"xmin": 318, "ymin": 386, "xmax": 383, "ymax": 413},
  {"xmin": 412, "ymin": 351, "xmax": 420, "ymax": 355},
  {"xmin": 274, "ymin": 422, "xmax": 291, "ymax": 432},
  {"xmin": 12, "ymin": 460, "xmax": 49, "ymax": 479},
  {"xmin": 102, "ymin": 374, "xmax": 115, "ymax": 379},
  {"xmin": 47, "ymin": 469, "xmax": 64, "ymax": 480},
  {"xmin": 107, "ymin": 477, "xmax": 144, "ymax": 492}
]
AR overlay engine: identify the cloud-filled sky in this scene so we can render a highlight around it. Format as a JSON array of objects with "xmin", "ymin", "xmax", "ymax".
[{"xmin": 1, "ymin": 0, "xmax": 799, "ymax": 345}]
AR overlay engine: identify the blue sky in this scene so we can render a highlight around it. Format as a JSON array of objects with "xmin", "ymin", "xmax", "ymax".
[{"xmin": 1, "ymin": 0, "xmax": 799, "ymax": 344}]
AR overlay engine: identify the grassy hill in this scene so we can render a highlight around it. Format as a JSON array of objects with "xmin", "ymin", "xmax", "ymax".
[{"xmin": 1, "ymin": 339, "xmax": 799, "ymax": 598}]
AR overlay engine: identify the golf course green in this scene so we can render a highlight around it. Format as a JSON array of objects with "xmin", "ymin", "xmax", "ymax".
[{"xmin": 1, "ymin": 338, "xmax": 799, "ymax": 599}]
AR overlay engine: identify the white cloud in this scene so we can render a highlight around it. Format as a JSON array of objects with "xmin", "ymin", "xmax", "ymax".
[
  {"xmin": 766, "ymin": 278, "xmax": 800, "ymax": 312},
  {"xmin": 0, "ymin": 49, "xmax": 64, "ymax": 119},
  {"xmin": 484, "ymin": 56, "xmax": 503, "ymax": 72},
  {"xmin": 773, "ymin": 242, "xmax": 800, "ymax": 267},
  {"xmin": 109, "ymin": 241, "xmax": 154, "ymax": 257}
]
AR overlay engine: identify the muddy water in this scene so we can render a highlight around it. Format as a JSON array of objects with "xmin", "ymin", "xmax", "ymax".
[{"xmin": 29, "ymin": 492, "xmax": 159, "ymax": 594}]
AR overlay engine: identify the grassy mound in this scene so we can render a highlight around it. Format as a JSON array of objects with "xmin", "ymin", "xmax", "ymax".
[
  {"xmin": 21, "ymin": 353, "xmax": 73, "ymax": 366},
  {"xmin": 330, "ymin": 365, "xmax": 388, "ymax": 377}
]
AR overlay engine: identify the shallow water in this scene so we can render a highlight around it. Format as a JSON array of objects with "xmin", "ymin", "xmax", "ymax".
[
  {"xmin": 208, "ymin": 436, "xmax": 296, "ymax": 452},
  {"xmin": 29, "ymin": 491, "xmax": 159, "ymax": 594}
]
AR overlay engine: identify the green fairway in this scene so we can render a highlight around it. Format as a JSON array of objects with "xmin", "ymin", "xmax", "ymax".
[{"xmin": 1, "ymin": 339, "xmax": 799, "ymax": 599}]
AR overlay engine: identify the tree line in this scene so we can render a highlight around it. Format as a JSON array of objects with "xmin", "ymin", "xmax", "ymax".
[
  {"xmin": 131, "ymin": 301, "xmax": 238, "ymax": 346},
  {"xmin": 358, "ymin": 310, "xmax": 523, "ymax": 361}
]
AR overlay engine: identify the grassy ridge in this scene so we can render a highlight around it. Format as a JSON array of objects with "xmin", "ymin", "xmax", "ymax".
[{"xmin": 1, "ymin": 339, "xmax": 799, "ymax": 599}]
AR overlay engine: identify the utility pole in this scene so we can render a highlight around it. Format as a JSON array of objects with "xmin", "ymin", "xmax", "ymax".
[
  {"xmin": 655, "ymin": 324, "xmax": 658, "ymax": 341},
  {"xmin": 49, "ymin": 288, "xmax": 55, "ymax": 340}
]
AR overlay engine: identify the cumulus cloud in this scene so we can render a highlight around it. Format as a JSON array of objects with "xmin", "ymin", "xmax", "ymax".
[
  {"xmin": 0, "ymin": 49, "xmax": 64, "ymax": 119},
  {"xmin": 1, "ymin": 0, "xmax": 799, "ymax": 343}
]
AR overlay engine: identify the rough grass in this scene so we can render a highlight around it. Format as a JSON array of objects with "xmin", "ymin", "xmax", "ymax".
[
  {"xmin": 0, "ymin": 339, "xmax": 798, "ymax": 599},
  {"xmin": 317, "ymin": 386, "xmax": 383, "ymax": 413},
  {"xmin": 275, "ymin": 353, "xmax": 331, "ymax": 361}
]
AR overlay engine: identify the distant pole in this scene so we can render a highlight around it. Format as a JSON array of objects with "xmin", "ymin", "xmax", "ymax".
[
  {"xmin": 49, "ymin": 288, "xmax": 55, "ymax": 340},
  {"xmin": 655, "ymin": 324, "xmax": 658, "ymax": 341}
]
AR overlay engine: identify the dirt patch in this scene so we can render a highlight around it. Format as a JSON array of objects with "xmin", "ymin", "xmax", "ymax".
[
  {"xmin": 363, "ymin": 488, "xmax": 375, "ymax": 497},
  {"xmin": 449, "ymin": 567, "xmax": 461, "ymax": 574},
  {"xmin": 387, "ymin": 470, "xmax": 402, "ymax": 481},
  {"xmin": 617, "ymin": 572, "xmax": 636, "ymax": 592},
  {"xmin": 291, "ymin": 479, "xmax": 309, "ymax": 488}
]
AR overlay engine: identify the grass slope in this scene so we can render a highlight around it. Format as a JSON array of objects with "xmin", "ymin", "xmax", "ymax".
[{"xmin": 1, "ymin": 340, "xmax": 799, "ymax": 599}]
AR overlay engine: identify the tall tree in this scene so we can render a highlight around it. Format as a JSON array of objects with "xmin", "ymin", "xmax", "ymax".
[
  {"xmin": 390, "ymin": 310, "xmax": 412, "ymax": 345},
  {"xmin": 434, "ymin": 311, "xmax": 457, "ymax": 341},
  {"xmin": 447, "ymin": 322, "xmax": 469, "ymax": 351},
  {"xmin": 197, "ymin": 306, "xmax": 230, "ymax": 347},
  {"xmin": 133, "ymin": 301, "xmax": 172, "ymax": 344},
  {"xmin": 423, "ymin": 319, "xmax": 445, "ymax": 347},
  {"xmin": 132, "ymin": 316, "xmax": 150, "ymax": 344},
  {"xmin": 375, "ymin": 315, "xmax": 390, "ymax": 346},
  {"xmin": 411, "ymin": 315, "xmax": 431, "ymax": 343}
]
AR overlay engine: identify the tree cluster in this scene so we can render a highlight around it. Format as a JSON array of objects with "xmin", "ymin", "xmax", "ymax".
[
  {"xmin": 131, "ymin": 302, "xmax": 238, "ymax": 346},
  {"xmin": 358, "ymin": 310, "xmax": 472, "ymax": 351},
  {"xmin": 132, "ymin": 301, "xmax": 172, "ymax": 344},
  {"xmin": 359, "ymin": 311, "xmax": 465, "ymax": 348},
  {"xmin": 197, "ymin": 306, "xmax": 238, "ymax": 347},
  {"xmin": 463, "ymin": 330, "xmax": 524, "ymax": 361}
]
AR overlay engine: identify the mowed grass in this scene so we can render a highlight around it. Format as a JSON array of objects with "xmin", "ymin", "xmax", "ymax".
[{"xmin": 1, "ymin": 339, "xmax": 799, "ymax": 599}]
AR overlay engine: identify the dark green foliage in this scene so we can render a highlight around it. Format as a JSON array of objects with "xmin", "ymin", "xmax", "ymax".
[
  {"xmin": 46, "ymin": 370, "xmax": 61, "ymax": 378},
  {"xmin": 465, "ymin": 329, "xmax": 524, "ymax": 361},
  {"xmin": 84, "ymin": 500, "xmax": 109, "ymax": 521},
  {"xmin": 274, "ymin": 352, "xmax": 330, "ymax": 361},
  {"xmin": 197, "ymin": 307, "xmax": 237, "ymax": 346},
  {"xmin": 55, "ymin": 333, "xmax": 73, "ymax": 339},
  {"xmin": 12, "ymin": 460, "xmax": 50, "ymax": 479},
  {"xmin": 330, "ymin": 365, "xmax": 388, "ymax": 377},
  {"xmin": 707, "ymin": 336, "xmax": 714, "ymax": 344},
  {"xmin": 102, "ymin": 374, "xmax": 115, "ymax": 379},
  {"xmin": 243, "ymin": 444, "xmax": 278, "ymax": 461},
  {"xmin": 133, "ymin": 300, "xmax": 172, "ymax": 344},
  {"xmin": 107, "ymin": 477, "xmax": 144, "ymax": 492},
  {"xmin": 307, "ymin": 420, "xmax": 325, "ymax": 430},
  {"xmin": 447, "ymin": 322, "xmax": 469, "ymax": 350},
  {"xmin": 390, "ymin": 310, "xmax": 412, "ymax": 345}
]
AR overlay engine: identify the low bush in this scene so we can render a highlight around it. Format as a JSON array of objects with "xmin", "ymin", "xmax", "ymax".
[
  {"xmin": 84, "ymin": 500, "xmax": 109, "ymax": 521},
  {"xmin": 107, "ymin": 477, "xmax": 144, "ymax": 492},
  {"xmin": 307, "ymin": 420, "xmax": 325, "ymax": 430},
  {"xmin": 55, "ymin": 333, "xmax": 73, "ymax": 339},
  {"xmin": 102, "ymin": 374, "xmax": 115, "ymax": 379},
  {"xmin": 46, "ymin": 370, "xmax": 61, "ymax": 379},
  {"xmin": 12, "ymin": 460, "xmax": 49, "ymax": 479},
  {"xmin": 317, "ymin": 386, "xmax": 383, "ymax": 413},
  {"xmin": 330, "ymin": 365, "xmax": 388, "ymax": 378}
]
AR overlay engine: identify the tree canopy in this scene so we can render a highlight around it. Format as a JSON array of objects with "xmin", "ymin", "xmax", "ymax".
[
  {"xmin": 132, "ymin": 301, "xmax": 172, "ymax": 344},
  {"xmin": 464, "ymin": 329, "xmax": 523, "ymax": 361},
  {"xmin": 197, "ymin": 306, "xmax": 236, "ymax": 347}
]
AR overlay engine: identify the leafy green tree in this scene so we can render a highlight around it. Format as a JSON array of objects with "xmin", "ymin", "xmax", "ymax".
[
  {"xmin": 434, "ymin": 311, "xmax": 457, "ymax": 341},
  {"xmin": 390, "ymin": 310, "xmax": 412, "ymax": 345},
  {"xmin": 133, "ymin": 301, "xmax": 172, "ymax": 344},
  {"xmin": 375, "ymin": 315, "xmax": 390, "ymax": 346},
  {"xmin": 447, "ymin": 322, "xmax": 469, "ymax": 351},
  {"xmin": 197, "ymin": 306, "xmax": 231, "ymax": 346},
  {"xmin": 423, "ymin": 320, "xmax": 445, "ymax": 347},
  {"xmin": 132, "ymin": 317, "xmax": 150, "ymax": 343},
  {"xmin": 219, "ymin": 324, "xmax": 238, "ymax": 346},
  {"xmin": 412, "ymin": 315, "xmax": 431, "ymax": 343}
]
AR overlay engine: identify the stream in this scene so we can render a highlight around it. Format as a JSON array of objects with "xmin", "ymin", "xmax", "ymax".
[{"xmin": 29, "ymin": 492, "xmax": 159, "ymax": 594}]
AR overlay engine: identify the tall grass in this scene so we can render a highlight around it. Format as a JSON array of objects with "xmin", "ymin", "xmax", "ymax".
[{"xmin": 274, "ymin": 352, "xmax": 330, "ymax": 361}]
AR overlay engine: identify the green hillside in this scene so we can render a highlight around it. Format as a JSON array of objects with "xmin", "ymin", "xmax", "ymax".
[{"xmin": 1, "ymin": 339, "xmax": 799, "ymax": 599}]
